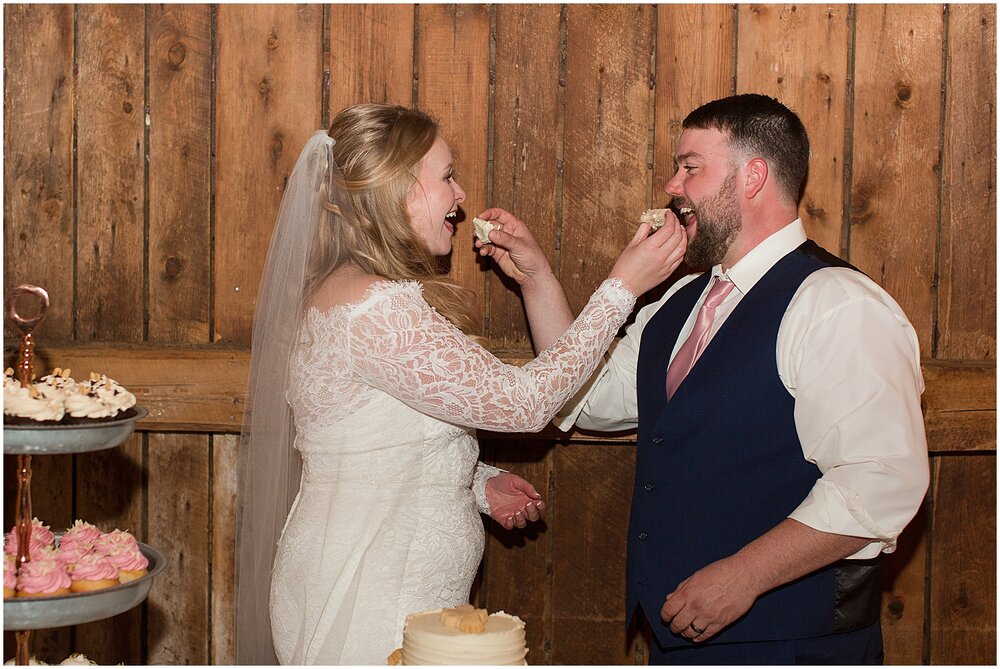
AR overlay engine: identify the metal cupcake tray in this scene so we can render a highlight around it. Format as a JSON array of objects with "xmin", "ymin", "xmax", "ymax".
[
  {"xmin": 4, "ymin": 541, "xmax": 167, "ymax": 630},
  {"xmin": 3, "ymin": 407, "xmax": 148, "ymax": 455}
]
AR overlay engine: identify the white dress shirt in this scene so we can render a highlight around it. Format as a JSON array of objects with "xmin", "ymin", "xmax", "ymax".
[{"xmin": 557, "ymin": 219, "xmax": 930, "ymax": 559}]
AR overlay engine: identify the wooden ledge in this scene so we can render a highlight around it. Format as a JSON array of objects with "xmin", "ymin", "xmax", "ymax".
[{"xmin": 4, "ymin": 343, "xmax": 995, "ymax": 453}]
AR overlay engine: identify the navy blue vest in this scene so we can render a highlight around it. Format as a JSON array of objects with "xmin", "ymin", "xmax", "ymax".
[{"xmin": 628, "ymin": 241, "xmax": 882, "ymax": 648}]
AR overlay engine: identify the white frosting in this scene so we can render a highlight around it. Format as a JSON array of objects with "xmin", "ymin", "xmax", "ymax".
[
  {"xmin": 472, "ymin": 217, "xmax": 497, "ymax": 244},
  {"xmin": 640, "ymin": 208, "xmax": 668, "ymax": 229},
  {"xmin": 3, "ymin": 374, "xmax": 65, "ymax": 422},
  {"xmin": 63, "ymin": 388, "xmax": 116, "ymax": 418},
  {"xmin": 4, "ymin": 657, "xmax": 48, "ymax": 666},
  {"xmin": 75, "ymin": 374, "xmax": 136, "ymax": 416},
  {"xmin": 59, "ymin": 654, "xmax": 97, "ymax": 666},
  {"xmin": 401, "ymin": 609, "xmax": 527, "ymax": 665},
  {"xmin": 3, "ymin": 369, "xmax": 135, "ymax": 421}
]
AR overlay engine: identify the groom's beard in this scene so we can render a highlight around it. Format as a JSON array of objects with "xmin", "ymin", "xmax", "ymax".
[{"xmin": 682, "ymin": 171, "xmax": 742, "ymax": 270}]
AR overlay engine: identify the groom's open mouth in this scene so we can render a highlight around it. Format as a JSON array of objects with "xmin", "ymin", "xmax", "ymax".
[
  {"xmin": 668, "ymin": 201, "xmax": 694, "ymax": 228},
  {"xmin": 678, "ymin": 207, "xmax": 694, "ymax": 227}
]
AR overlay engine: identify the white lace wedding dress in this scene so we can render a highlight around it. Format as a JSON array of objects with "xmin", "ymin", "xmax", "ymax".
[{"xmin": 269, "ymin": 278, "xmax": 635, "ymax": 665}]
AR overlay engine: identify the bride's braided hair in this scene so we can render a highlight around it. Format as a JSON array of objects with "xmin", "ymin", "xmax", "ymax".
[{"xmin": 306, "ymin": 104, "xmax": 478, "ymax": 335}]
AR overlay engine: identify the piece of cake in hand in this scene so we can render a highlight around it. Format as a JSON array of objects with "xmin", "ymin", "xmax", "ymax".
[
  {"xmin": 398, "ymin": 605, "xmax": 528, "ymax": 665},
  {"xmin": 639, "ymin": 208, "xmax": 669, "ymax": 230},
  {"xmin": 4, "ymin": 554, "xmax": 16, "ymax": 599},
  {"xmin": 68, "ymin": 551, "xmax": 120, "ymax": 592},
  {"xmin": 16, "ymin": 551, "xmax": 71, "ymax": 598},
  {"xmin": 472, "ymin": 217, "xmax": 498, "ymax": 244}
]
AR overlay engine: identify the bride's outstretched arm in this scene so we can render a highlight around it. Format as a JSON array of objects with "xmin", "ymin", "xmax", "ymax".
[
  {"xmin": 342, "ymin": 214, "xmax": 685, "ymax": 432},
  {"xmin": 476, "ymin": 207, "xmax": 687, "ymax": 353},
  {"xmin": 345, "ymin": 278, "xmax": 637, "ymax": 432}
]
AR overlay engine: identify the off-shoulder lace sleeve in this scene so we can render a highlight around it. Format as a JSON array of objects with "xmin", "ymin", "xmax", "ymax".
[{"xmin": 347, "ymin": 279, "xmax": 636, "ymax": 432}]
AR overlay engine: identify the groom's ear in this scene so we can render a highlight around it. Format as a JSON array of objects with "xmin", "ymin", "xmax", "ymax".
[{"xmin": 743, "ymin": 158, "xmax": 768, "ymax": 199}]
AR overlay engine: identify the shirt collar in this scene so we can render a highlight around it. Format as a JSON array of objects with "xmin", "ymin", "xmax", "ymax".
[{"xmin": 711, "ymin": 219, "xmax": 807, "ymax": 295}]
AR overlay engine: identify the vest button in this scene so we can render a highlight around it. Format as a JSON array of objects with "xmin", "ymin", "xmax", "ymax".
[
  {"xmin": 638, "ymin": 532, "xmax": 648, "ymax": 541},
  {"xmin": 644, "ymin": 482, "xmax": 654, "ymax": 491},
  {"xmin": 652, "ymin": 436, "xmax": 663, "ymax": 444}
]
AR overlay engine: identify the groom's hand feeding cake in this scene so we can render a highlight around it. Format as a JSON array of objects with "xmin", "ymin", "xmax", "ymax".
[{"xmin": 389, "ymin": 604, "xmax": 528, "ymax": 665}]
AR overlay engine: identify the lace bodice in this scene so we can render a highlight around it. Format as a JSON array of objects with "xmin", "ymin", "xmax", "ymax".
[
  {"xmin": 289, "ymin": 278, "xmax": 636, "ymax": 434},
  {"xmin": 270, "ymin": 278, "xmax": 635, "ymax": 664}
]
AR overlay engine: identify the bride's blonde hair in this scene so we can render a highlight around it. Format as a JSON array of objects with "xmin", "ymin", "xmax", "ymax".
[{"xmin": 305, "ymin": 103, "xmax": 477, "ymax": 335}]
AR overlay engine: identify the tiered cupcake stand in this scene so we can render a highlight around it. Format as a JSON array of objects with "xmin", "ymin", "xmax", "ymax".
[{"xmin": 3, "ymin": 285, "xmax": 166, "ymax": 665}]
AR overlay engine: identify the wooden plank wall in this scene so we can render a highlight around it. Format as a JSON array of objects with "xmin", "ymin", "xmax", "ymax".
[{"xmin": 3, "ymin": 4, "xmax": 995, "ymax": 665}]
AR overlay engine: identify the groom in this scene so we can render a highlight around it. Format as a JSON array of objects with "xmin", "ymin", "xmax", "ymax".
[{"xmin": 552, "ymin": 94, "xmax": 929, "ymax": 664}]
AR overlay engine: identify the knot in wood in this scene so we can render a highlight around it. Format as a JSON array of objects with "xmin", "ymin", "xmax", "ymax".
[
  {"xmin": 895, "ymin": 83, "xmax": 913, "ymax": 108},
  {"xmin": 167, "ymin": 41, "xmax": 187, "ymax": 69},
  {"xmin": 165, "ymin": 256, "xmax": 183, "ymax": 278}
]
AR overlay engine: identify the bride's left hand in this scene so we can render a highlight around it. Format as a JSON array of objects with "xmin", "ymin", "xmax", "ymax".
[{"xmin": 486, "ymin": 472, "xmax": 547, "ymax": 530}]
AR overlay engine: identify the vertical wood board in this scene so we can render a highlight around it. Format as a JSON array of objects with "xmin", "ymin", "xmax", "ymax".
[
  {"xmin": 148, "ymin": 4, "xmax": 213, "ymax": 344},
  {"xmin": 938, "ymin": 4, "xmax": 997, "ymax": 361},
  {"xmin": 551, "ymin": 443, "xmax": 636, "ymax": 664},
  {"xmin": 75, "ymin": 4, "xmax": 146, "ymax": 342},
  {"xmin": 562, "ymin": 4, "xmax": 655, "ymax": 310},
  {"xmin": 2, "ymin": 4, "xmax": 75, "ymax": 341},
  {"xmin": 214, "ymin": 4, "xmax": 324, "ymax": 344},
  {"xmin": 850, "ymin": 5, "xmax": 943, "ymax": 353},
  {"xmin": 928, "ymin": 455, "xmax": 997, "ymax": 664},
  {"xmin": 328, "ymin": 4, "xmax": 414, "ymax": 111},
  {"xmin": 881, "ymin": 503, "xmax": 928, "ymax": 664},
  {"xmin": 478, "ymin": 438, "xmax": 554, "ymax": 664},
  {"xmin": 737, "ymin": 4, "xmax": 851, "ymax": 253},
  {"xmin": 146, "ymin": 433, "xmax": 211, "ymax": 664},
  {"xmin": 489, "ymin": 4, "xmax": 562, "ymax": 350},
  {"xmin": 416, "ymin": 4, "xmax": 491, "ymax": 330},
  {"xmin": 211, "ymin": 435, "xmax": 240, "ymax": 665},
  {"xmin": 654, "ymin": 4, "xmax": 735, "ymax": 189}
]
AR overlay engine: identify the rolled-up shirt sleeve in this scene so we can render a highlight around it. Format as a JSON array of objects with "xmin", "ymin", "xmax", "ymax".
[{"xmin": 781, "ymin": 268, "xmax": 930, "ymax": 559}]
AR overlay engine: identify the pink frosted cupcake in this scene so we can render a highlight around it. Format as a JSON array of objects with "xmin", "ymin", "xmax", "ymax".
[
  {"xmin": 58, "ymin": 520, "xmax": 102, "ymax": 553},
  {"xmin": 16, "ymin": 552, "xmax": 71, "ymax": 598},
  {"xmin": 4, "ymin": 554, "xmax": 16, "ymax": 598},
  {"xmin": 93, "ymin": 529, "xmax": 139, "ymax": 555},
  {"xmin": 4, "ymin": 518, "xmax": 55, "ymax": 559},
  {"xmin": 68, "ymin": 551, "xmax": 119, "ymax": 592},
  {"xmin": 55, "ymin": 542, "xmax": 93, "ymax": 571},
  {"xmin": 103, "ymin": 545, "xmax": 149, "ymax": 583}
]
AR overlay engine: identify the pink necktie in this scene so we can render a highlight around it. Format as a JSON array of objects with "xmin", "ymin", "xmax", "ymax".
[{"xmin": 666, "ymin": 277, "xmax": 735, "ymax": 400}]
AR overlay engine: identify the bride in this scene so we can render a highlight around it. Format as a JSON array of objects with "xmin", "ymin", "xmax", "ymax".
[{"xmin": 235, "ymin": 104, "xmax": 687, "ymax": 664}]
